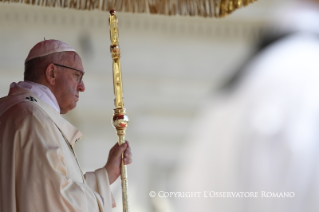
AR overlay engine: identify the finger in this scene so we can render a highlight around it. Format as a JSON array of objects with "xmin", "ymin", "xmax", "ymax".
[
  {"xmin": 113, "ymin": 142, "xmax": 128, "ymax": 158},
  {"xmin": 124, "ymin": 145, "xmax": 131, "ymax": 157},
  {"xmin": 125, "ymin": 140, "xmax": 130, "ymax": 147},
  {"xmin": 110, "ymin": 142, "xmax": 119, "ymax": 153},
  {"xmin": 123, "ymin": 158, "xmax": 132, "ymax": 165},
  {"xmin": 124, "ymin": 151, "xmax": 132, "ymax": 159}
]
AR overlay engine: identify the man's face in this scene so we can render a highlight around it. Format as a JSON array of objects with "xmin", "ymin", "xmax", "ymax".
[{"xmin": 54, "ymin": 53, "xmax": 85, "ymax": 114}]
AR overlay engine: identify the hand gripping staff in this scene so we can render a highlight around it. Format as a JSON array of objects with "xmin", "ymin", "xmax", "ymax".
[{"xmin": 109, "ymin": 10, "xmax": 130, "ymax": 212}]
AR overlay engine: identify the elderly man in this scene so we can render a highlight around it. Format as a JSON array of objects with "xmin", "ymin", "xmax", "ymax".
[{"xmin": 0, "ymin": 39, "xmax": 132, "ymax": 212}]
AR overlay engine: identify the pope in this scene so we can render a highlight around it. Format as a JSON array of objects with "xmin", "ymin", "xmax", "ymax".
[{"xmin": 0, "ymin": 39, "xmax": 132, "ymax": 212}]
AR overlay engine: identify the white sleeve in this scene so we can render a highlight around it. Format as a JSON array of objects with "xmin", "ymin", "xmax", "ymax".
[{"xmin": 85, "ymin": 167, "xmax": 116, "ymax": 210}]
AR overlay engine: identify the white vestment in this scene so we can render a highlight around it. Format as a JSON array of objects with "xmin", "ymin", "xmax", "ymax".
[
  {"xmin": 0, "ymin": 86, "xmax": 115, "ymax": 212},
  {"xmin": 176, "ymin": 2, "xmax": 319, "ymax": 212}
]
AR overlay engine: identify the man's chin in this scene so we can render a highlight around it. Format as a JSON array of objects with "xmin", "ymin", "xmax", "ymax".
[
  {"xmin": 70, "ymin": 103, "xmax": 77, "ymax": 111},
  {"xmin": 60, "ymin": 103, "xmax": 77, "ymax": 114}
]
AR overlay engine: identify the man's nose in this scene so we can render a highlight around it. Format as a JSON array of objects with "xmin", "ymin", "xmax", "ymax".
[{"xmin": 78, "ymin": 81, "xmax": 85, "ymax": 92}]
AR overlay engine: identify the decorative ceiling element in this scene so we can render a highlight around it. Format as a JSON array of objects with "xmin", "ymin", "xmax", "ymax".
[{"xmin": 0, "ymin": 0, "xmax": 257, "ymax": 18}]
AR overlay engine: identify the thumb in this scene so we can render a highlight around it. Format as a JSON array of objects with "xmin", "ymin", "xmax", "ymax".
[{"xmin": 113, "ymin": 142, "xmax": 127, "ymax": 158}]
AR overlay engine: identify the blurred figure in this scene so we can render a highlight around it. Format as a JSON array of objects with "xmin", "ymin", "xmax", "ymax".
[{"xmin": 176, "ymin": 0, "xmax": 319, "ymax": 212}]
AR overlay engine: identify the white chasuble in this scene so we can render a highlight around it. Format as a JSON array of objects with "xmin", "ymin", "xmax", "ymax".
[{"xmin": 0, "ymin": 87, "xmax": 114, "ymax": 212}]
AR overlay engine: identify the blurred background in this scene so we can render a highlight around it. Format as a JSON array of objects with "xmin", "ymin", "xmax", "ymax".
[{"xmin": 2, "ymin": 0, "xmax": 316, "ymax": 211}]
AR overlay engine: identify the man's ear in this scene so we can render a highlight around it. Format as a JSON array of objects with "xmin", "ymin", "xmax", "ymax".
[{"xmin": 45, "ymin": 63, "xmax": 57, "ymax": 85}]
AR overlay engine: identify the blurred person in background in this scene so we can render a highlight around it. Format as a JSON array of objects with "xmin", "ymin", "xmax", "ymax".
[
  {"xmin": 0, "ymin": 39, "xmax": 132, "ymax": 212},
  {"xmin": 176, "ymin": 0, "xmax": 319, "ymax": 211}
]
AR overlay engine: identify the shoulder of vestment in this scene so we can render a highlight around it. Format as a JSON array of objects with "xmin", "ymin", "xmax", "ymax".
[{"xmin": 0, "ymin": 87, "xmax": 82, "ymax": 145}]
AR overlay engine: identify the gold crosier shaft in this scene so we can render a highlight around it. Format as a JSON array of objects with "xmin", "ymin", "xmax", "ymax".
[{"xmin": 109, "ymin": 10, "xmax": 130, "ymax": 212}]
